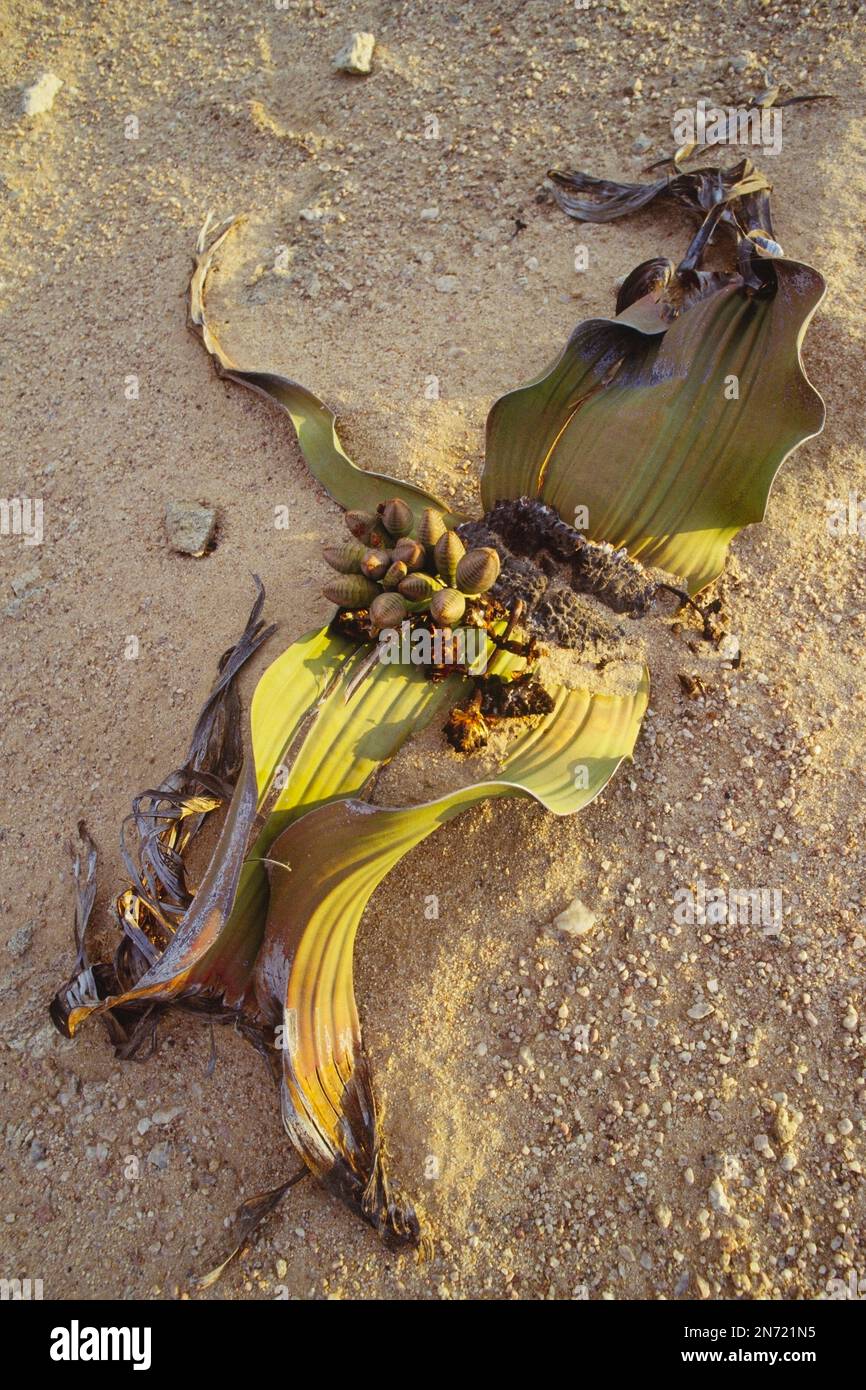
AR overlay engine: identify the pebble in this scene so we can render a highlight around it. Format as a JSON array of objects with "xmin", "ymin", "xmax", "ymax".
[
  {"xmin": 717, "ymin": 633, "xmax": 740, "ymax": 664},
  {"xmin": 333, "ymin": 32, "xmax": 375, "ymax": 75},
  {"xmin": 773, "ymin": 1105, "xmax": 800, "ymax": 1147},
  {"xmin": 654, "ymin": 1202, "xmax": 673, "ymax": 1229},
  {"xmin": 434, "ymin": 275, "xmax": 460, "ymax": 294},
  {"xmin": 708, "ymin": 1176, "xmax": 731, "ymax": 1215},
  {"xmin": 632, "ymin": 134, "xmax": 652, "ymax": 154},
  {"xmin": 687, "ymin": 1000, "xmax": 714, "ymax": 1021},
  {"xmin": 551, "ymin": 897, "xmax": 596, "ymax": 939},
  {"xmin": 164, "ymin": 501, "xmax": 217, "ymax": 557},
  {"xmin": 21, "ymin": 72, "xmax": 62, "ymax": 116},
  {"xmin": 842, "ymin": 1005, "xmax": 858, "ymax": 1032},
  {"xmin": 151, "ymin": 1107, "xmax": 183, "ymax": 1126},
  {"xmin": 148, "ymin": 1143, "xmax": 170, "ymax": 1171}
]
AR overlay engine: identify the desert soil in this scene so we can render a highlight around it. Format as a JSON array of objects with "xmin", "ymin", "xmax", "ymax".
[{"xmin": 0, "ymin": 0, "xmax": 864, "ymax": 1300}]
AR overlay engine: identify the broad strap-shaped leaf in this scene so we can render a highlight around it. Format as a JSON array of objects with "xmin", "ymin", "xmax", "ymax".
[
  {"xmin": 192, "ymin": 642, "xmax": 470, "ymax": 1008},
  {"xmin": 190, "ymin": 216, "xmax": 456, "ymax": 524},
  {"xmin": 58, "ymin": 625, "xmax": 353, "ymax": 1034},
  {"xmin": 482, "ymin": 260, "xmax": 825, "ymax": 594},
  {"xmin": 249, "ymin": 624, "xmax": 355, "ymax": 799},
  {"xmin": 253, "ymin": 673, "xmax": 649, "ymax": 1243}
]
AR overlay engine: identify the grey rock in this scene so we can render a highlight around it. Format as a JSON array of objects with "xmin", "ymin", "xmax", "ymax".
[
  {"xmin": 151, "ymin": 1106, "xmax": 183, "ymax": 1126},
  {"xmin": 165, "ymin": 501, "xmax": 217, "ymax": 557}
]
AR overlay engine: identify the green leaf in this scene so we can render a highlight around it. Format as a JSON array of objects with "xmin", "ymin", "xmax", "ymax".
[
  {"xmin": 482, "ymin": 260, "xmax": 825, "ymax": 594},
  {"xmin": 59, "ymin": 624, "xmax": 354, "ymax": 1032},
  {"xmin": 197, "ymin": 638, "xmax": 470, "ymax": 1006},
  {"xmin": 190, "ymin": 216, "xmax": 457, "ymax": 525},
  {"xmin": 250, "ymin": 624, "xmax": 356, "ymax": 799},
  {"xmin": 254, "ymin": 672, "xmax": 649, "ymax": 1242}
]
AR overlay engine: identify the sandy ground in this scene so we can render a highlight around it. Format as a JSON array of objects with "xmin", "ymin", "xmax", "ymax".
[{"xmin": 1, "ymin": 0, "xmax": 864, "ymax": 1300}]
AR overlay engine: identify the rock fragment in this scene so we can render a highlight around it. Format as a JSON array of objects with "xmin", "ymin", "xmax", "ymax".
[
  {"xmin": 550, "ymin": 897, "xmax": 596, "ymax": 938},
  {"xmin": 165, "ymin": 501, "xmax": 218, "ymax": 557},
  {"xmin": 22, "ymin": 72, "xmax": 63, "ymax": 116},
  {"xmin": 708, "ymin": 1176, "xmax": 731, "ymax": 1215},
  {"xmin": 333, "ymin": 32, "xmax": 375, "ymax": 75}
]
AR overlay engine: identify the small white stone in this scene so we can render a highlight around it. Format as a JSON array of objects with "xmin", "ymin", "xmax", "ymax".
[
  {"xmin": 842, "ymin": 1006, "xmax": 859, "ymax": 1032},
  {"xmin": 332, "ymin": 32, "xmax": 376, "ymax": 75},
  {"xmin": 687, "ymin": 1000, "xmax": 715, "ymax": 1021},
  {"xmin": 708, "ymin": 1176, "xmax": 731, "ymax": 1215},
  {"xmin": 654, "ymin": 1202, "xmax": 673, "ymax": 1229},
  {"xmin": 717, "ymin": 633, "xmax": 740, "ymax": 663},
  {"xmin": 434, "ymin": 274, "xmax": 460, "ymax": 294},
  {"xmin": 551, "ymin": 897, "xmax": 596, "ymax": 938},
  {"xmin": 22, "ymin": 72, "xmax": 62, "ymax": 116}
]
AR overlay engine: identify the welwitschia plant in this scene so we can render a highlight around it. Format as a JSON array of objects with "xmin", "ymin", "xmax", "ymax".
[{"xmin": 52, "ymin": 123, "xmax": 825, "ymax": 1270}]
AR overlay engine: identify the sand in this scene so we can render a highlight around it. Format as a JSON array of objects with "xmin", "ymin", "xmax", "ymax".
[{"xmin": 0, "ymin": 0, "xmax": 863, "ymax": 1300}]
